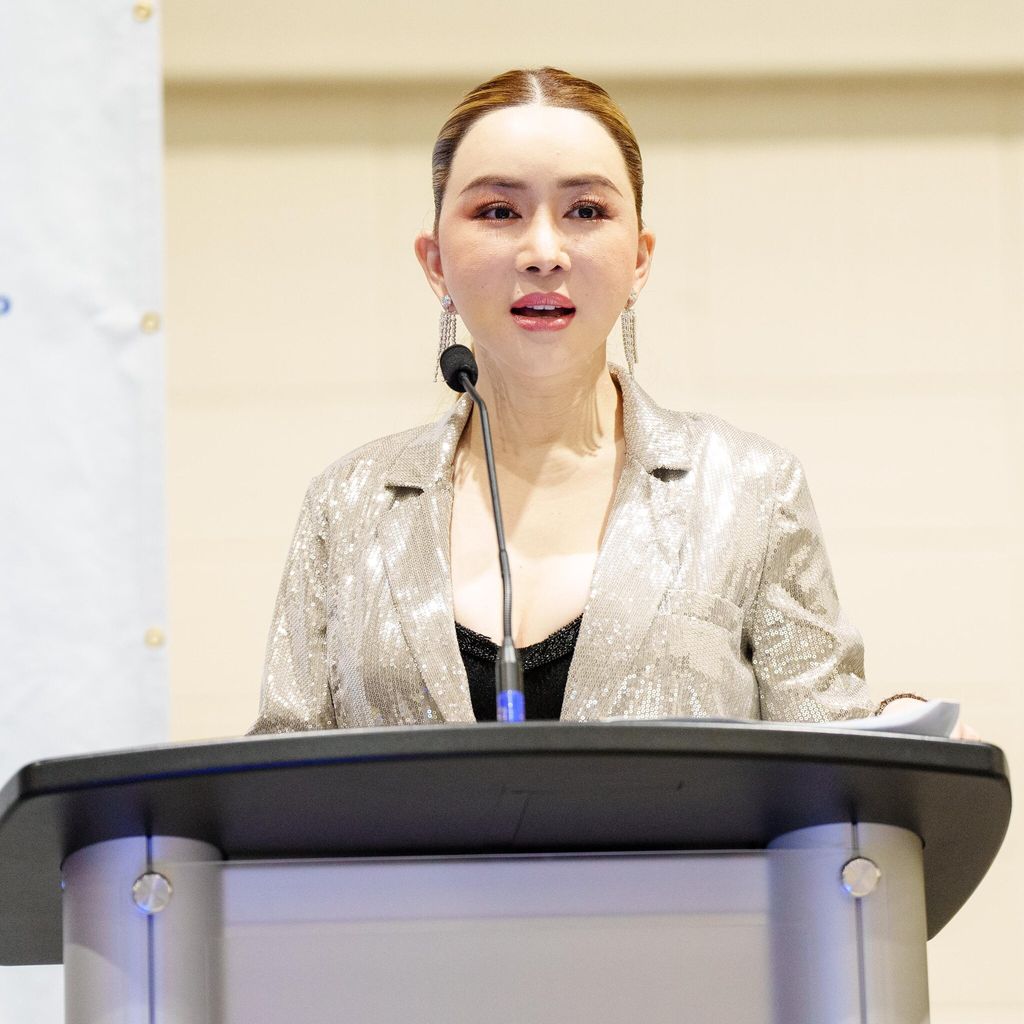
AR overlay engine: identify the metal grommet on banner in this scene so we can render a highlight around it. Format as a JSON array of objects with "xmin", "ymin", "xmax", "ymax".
[
  {"xmin": 132, "ymin": 3, "xmax": 153, "ymax": 22},
  {"xmin": 140, "ymin": 311, "xmax": 161, "ymax": 333},
  {"xmin": 144, "ymin": 627, "xmax": 166, "ymax": 648}
]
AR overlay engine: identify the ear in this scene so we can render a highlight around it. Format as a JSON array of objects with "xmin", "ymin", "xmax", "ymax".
[
  {"xmin": 631, "ymin": 227, "xmax": 656, "ymax": 296},
  {"xmin": 414, "ymin": 232, "xmax": 450, "ymax": 305}
]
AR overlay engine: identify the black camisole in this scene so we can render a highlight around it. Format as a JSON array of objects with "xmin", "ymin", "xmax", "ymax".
[{"xmin": 455, "ymin": 616, "xmax": 583, "ymax": 721}]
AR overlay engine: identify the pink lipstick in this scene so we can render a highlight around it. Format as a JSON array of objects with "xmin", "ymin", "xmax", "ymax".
[{"xmin": 510, "ymin": 291, "xmax": 575, "ymax": 332}]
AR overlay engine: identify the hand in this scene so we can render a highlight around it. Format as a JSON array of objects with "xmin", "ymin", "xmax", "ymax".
[
  {"xmin": 949, "ymin": 715, "xmax": 981, "ymax": 741},
  {"xmin": 878, "ymin": 696, "xmax": 981, "ymax": 741}
]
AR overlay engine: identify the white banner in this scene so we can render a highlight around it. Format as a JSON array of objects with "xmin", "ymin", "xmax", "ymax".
[{"xmin": 0, "ymin": 2, "xmax": 166, "ymax": 1017}]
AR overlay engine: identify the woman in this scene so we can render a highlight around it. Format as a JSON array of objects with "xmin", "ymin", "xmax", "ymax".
[{"xmin": 249, "ymin": 68, "xmax": 968, "ymax": 735}]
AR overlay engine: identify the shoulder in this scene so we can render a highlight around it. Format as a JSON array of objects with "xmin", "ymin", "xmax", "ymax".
[
  {"xmin": 618, "ymin": 370, "xmax": 795, "ymax": 483},
  {"xmin": 650, "ymin": 396, "xmax": 809, "ymax": 509},
  {"xmin": 298, "ymin": 425, "xmax": 423, "ymax": 514},
  {"xmin": 681, "ymin": 411, "xmax": 814, "ymax": 512},
  {"xmin": 311, "ymin": 424, "xmax": 427, "ymax": 490},
  {"xmin": 299, "ymin": 402, "xmax": 465, "ymax": 520},
  {"xmin": 687, "ymin": 411, "xmax": 793, "ymax": 469}
]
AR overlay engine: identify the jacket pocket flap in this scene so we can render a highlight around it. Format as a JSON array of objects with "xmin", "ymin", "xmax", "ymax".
[{"xmin": 664, "ymin": 589, "xmax": 743, "ymax": 634}]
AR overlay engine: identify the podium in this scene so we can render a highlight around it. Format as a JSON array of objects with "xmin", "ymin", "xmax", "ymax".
[{"xmin": 0, "ymin": 722, "xmax": 1010, "ymax": 1023}]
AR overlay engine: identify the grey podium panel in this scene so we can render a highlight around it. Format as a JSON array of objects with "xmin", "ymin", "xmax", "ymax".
[{"xmin": 65, "ymin": 837, "xmax": 927, "ymax": 1024}]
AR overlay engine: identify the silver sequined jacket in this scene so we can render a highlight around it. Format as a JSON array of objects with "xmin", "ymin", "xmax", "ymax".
[{"xmin": 249, "ymin": 366, "xmax": 872, "ymax": 733}]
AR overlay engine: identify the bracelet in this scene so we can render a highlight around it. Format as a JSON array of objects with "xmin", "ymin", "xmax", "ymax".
[{"xmin": 873, "ymin": 692, "xmax": 927, "ymax": 717}]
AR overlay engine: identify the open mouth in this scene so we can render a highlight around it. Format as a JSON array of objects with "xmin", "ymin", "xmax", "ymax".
[
  {"xmin": 509, "ymin": 294, "xmax": 576, "ymax": 331},
  {"xmin": 510, "ymin": 303, "xmax": 576, "ymax": 319}
]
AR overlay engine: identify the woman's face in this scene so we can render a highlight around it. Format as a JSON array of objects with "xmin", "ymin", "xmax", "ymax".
[{"xmin": 416, "ymin": 104, "xmax": 655, "ymax": 380}]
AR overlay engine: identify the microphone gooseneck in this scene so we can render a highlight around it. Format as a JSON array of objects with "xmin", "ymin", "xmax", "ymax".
[{"xmin": 439, "ymin": 344, "xmax": 524, "ymax": 722}]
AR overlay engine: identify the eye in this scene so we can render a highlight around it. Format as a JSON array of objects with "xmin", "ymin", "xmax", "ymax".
[
  {"xmin": 476, "ymin": 203, "xmax": 520, "ymax": 221},
  {"xmin": 568, "ymin": 199, "xmax": 609, "ymax": 220}
]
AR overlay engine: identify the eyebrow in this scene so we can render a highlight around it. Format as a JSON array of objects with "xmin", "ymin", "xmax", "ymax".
[{"xmin": 458, "ymin": 174, "xmax": 624, "ymax": 197}]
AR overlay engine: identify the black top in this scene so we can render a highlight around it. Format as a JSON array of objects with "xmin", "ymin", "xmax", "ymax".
[{"xmin": 456, "ymin": 616, "xmax": 583, "ymax": 721}]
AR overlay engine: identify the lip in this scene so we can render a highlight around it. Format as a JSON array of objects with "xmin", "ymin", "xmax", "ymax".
[
  {"xmin": 511, "ymin": 292, "xmax": 574, "ymax": 311},
  {"xmin": 510, "ymin": 291, "xmax": 576, "ymax": 332}
]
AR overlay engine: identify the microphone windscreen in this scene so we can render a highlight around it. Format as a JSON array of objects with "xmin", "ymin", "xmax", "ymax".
[{"xmin": 439, "ymin": 344, "xmax": 479, "ymax": 393}]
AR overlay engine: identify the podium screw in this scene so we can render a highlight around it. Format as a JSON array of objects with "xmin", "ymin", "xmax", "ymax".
[
  {"xmin": 131, "ymin": 872, "xmax": 173, "ymax": 914},
  {"xmin": 841, "ymin": 857, "xmax": 881, "ymax": 898}
]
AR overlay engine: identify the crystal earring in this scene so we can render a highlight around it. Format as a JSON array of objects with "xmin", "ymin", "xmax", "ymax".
[
  {"xmin": 621, "ymin": 290, "xmax": 638, "ymax": 375},
  {"xmin": 435, "ymin": 295, "xmax": 458, "ymax": 381}
]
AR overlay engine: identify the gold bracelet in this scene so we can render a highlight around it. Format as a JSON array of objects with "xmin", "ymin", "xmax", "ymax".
[{"xmin": 873, "ymin": 692, "xmax": 927, "ymax": 717}]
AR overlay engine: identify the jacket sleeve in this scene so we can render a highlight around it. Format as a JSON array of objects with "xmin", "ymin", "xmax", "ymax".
[
  {"xmin": 747, "ymin": 452, "xmax": 875, "ymax": 722},
  {"xmin": 247, "ymin": 482, "xmax": 339, "ymax": 735}
]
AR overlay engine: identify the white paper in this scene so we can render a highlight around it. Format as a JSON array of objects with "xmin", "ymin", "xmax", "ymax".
[
  {"xmin": 602, "ymin": 700, "xmax": 962, "ymax": 738},
  {"xmin": 810, "ymin": 699, "xmax": 960, "ymax": 737}
]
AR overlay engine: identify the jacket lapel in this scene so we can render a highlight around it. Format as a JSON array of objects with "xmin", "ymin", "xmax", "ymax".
[
  {"xmin": 372, "ymin": 367, "xmax": 695, "ymax": 724},
  {"xmin": 561, "ymin": 368, "xmax": 695, "ymax": 720},
  {"xmin": 375, "ymin": 396, "xmax": 476, "ymax": 723}
]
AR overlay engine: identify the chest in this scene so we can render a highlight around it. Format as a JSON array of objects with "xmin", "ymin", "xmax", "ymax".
[{"xmin": 449, "ymin": 464, "xmax": 620, "ymax": 648}]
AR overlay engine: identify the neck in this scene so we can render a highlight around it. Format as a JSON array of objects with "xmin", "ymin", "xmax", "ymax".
[{"xmin": 463, "ymin": 346, "xmax": 622, "ymax": 478}]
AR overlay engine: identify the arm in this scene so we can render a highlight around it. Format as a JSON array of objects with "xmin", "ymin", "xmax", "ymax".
[
  {"xmin": 747, "ymin": 452, "xmax": 875, "ymax": 722},
  {"xmin": 247, "ymin": 482, "xmax": 339, "ymax": 735}
]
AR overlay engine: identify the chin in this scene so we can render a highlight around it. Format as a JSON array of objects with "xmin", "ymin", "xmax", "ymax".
[{"xmin": 498, "ymin": 342, "xmax": 607, "ymax": 381}]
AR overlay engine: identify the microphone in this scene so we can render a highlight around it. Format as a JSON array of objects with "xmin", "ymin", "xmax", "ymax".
[{"xmin": 439, "ymin": 344, "xmax": 525, "ymax": 723}]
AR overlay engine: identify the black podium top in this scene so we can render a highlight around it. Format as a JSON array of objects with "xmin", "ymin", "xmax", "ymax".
[{"xmin": 0, "ymin": 722, "xmax": 1010, "ymax": 965}]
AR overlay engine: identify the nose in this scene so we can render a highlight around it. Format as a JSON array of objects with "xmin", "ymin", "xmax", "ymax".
[{"xmin": 516, "ymin": 210, "xmax": 570, "ymax": 276}]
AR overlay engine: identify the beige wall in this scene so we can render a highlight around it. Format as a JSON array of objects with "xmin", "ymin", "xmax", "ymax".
[
  {"xmin": 163, "ymin": 0, "xmax": 1024, "ymax": 79},
  {"xmin": 163, "ymin": 4, "xmax": 1022, "ymax": 1019}
]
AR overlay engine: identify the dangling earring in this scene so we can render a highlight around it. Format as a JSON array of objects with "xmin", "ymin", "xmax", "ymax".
[
  {"xmin": 621, "ymin": 290, "xmax": 638, "ymax": 375},
  {"xmin": 435, "ymin": 294, "xmax": 458, "ymax": 381}
]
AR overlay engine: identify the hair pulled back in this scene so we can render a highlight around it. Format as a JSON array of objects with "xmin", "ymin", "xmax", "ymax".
[{"xmin": 431, "ymin": 67, "xmax": 644, "ymax": 233}]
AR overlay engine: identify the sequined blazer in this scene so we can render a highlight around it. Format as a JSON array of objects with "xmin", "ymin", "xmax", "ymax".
[{"xmin": 249, "ymin": 366, "xmax": 873, "ymax": 734}]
